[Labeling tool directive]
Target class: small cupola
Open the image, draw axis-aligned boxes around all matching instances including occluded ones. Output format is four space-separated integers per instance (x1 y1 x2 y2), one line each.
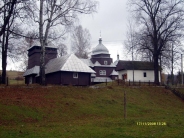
117 53 119 60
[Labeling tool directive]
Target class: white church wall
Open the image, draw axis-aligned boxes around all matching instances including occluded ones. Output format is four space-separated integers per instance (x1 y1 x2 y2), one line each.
118 70 160 82
118 70 127 79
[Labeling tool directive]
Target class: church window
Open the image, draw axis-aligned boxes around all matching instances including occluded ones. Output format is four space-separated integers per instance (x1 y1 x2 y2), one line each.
104 61 107 65
99 70 106 75
143 72 147 77
73 73 78 78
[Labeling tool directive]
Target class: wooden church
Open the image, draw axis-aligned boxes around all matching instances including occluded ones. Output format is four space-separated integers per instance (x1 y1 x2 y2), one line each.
23 38 118 85
23 37 158 85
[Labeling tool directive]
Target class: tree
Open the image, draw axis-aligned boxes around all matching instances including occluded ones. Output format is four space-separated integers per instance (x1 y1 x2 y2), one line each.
0 0 20 84
27 0 97 85
128 0 184 85
124 20 138 83
71 25 91 59
17 31 38 71
0 0 17 37
57 43 67 57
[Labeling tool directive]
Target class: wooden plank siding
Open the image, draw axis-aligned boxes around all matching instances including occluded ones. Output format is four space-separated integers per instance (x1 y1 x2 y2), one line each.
46 71 91 86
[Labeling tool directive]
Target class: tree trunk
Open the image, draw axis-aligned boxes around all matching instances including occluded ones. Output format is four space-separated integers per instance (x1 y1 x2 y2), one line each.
2 50 7 84
153 51 160 85
171 44 174 85
2 27 9 84
39 0 46 86
2 33 6 84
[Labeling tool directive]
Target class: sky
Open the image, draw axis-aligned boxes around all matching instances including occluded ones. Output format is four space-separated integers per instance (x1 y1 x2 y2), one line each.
79 0 130 61
5 0 130 71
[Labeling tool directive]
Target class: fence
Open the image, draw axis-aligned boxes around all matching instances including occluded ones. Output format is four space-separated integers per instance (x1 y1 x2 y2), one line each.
116 79 157 86
91 79 157 86
165 85 184 101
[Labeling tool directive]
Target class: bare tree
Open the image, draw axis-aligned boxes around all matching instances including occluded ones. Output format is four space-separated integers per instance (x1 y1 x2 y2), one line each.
26 0 97 85
57 43 67 57
71 25 91 59
128 0 184 85
124 20 138 83
17 31 38 71
0 0 21 84
0 0 17 37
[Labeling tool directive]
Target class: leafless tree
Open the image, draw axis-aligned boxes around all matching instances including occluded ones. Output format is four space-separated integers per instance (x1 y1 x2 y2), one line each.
0 0 22 84
124 20 138 83
71 25 91 59
0 0 17 37
26 0 97 85
128 0 184 85
57 43 68 57
17 31 38 71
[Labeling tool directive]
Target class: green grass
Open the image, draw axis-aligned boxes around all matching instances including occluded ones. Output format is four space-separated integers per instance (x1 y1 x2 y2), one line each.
8 79 25 85
0 70 24 85
0 85 184 137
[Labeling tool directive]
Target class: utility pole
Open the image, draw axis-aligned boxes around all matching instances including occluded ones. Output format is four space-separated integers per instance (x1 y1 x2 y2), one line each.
131 36 134 85
181 54 183 85
124 91 127 119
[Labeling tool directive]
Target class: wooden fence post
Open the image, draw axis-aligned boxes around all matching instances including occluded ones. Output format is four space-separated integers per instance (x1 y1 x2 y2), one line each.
6 77 9 86
124 91 127 119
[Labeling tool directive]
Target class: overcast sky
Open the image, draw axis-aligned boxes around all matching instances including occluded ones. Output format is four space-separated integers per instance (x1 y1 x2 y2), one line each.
79 0 130 61
5 0 130 71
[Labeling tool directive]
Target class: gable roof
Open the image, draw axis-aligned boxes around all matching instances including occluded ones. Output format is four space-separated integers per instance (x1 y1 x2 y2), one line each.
116 60 155 71
28 41 57 51
45 54 96 74
110 70 118 76
94 61 101 66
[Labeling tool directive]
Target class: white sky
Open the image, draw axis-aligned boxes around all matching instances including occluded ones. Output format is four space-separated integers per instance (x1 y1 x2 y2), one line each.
79 0 130 61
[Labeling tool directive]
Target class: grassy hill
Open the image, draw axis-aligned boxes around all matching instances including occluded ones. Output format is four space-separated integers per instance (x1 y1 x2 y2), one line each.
0 70 24 79
0 85 184 137
0 70 24 85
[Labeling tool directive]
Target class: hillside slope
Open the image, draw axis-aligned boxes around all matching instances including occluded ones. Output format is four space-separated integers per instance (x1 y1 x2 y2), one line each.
0 70 24 79
0 86 184 138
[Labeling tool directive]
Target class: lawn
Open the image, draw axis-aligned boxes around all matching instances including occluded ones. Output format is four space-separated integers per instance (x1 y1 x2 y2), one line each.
0 85 184 137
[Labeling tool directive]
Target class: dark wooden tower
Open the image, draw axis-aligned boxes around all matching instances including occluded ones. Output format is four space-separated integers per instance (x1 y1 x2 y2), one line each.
27 45 57 69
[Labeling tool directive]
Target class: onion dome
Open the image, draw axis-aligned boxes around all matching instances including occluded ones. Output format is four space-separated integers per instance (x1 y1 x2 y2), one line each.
91 38 109 55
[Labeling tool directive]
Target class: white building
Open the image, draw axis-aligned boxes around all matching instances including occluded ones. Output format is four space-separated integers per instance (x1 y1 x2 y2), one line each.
115 60 161 82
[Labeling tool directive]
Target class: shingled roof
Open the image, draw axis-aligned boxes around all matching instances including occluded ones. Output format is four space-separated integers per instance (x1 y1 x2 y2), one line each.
116 60 155 71
23 66 40 77
45 54 95 74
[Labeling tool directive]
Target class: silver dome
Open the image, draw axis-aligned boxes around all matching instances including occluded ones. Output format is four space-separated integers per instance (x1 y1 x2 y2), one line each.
91 38 109 55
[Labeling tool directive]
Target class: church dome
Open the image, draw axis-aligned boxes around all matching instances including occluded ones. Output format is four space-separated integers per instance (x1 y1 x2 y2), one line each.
92 38 109 55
